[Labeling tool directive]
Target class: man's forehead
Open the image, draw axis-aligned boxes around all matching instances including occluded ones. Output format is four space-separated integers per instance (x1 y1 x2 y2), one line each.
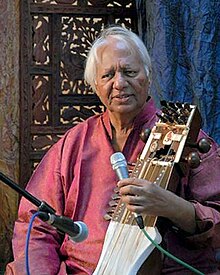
99 36 134 52
97 38 139 63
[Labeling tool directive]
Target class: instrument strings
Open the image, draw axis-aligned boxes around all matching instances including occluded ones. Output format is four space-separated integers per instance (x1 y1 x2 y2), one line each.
125 140 175 227
99 141 176 273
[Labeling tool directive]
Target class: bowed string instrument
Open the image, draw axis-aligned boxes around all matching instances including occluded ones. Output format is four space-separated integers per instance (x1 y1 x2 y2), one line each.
94 101 211 275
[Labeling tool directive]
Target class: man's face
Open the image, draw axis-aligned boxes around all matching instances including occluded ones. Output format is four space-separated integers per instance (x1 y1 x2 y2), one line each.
95 38 150 118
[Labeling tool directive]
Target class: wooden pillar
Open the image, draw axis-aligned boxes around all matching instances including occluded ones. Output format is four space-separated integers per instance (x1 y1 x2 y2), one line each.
0 0 20 273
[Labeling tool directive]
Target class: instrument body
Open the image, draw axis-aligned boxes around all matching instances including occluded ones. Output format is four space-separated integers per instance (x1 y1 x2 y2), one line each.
94 102 203 275
93 222 161 275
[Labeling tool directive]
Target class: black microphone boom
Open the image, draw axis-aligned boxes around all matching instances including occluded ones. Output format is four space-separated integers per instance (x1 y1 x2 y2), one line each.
0 171 88 242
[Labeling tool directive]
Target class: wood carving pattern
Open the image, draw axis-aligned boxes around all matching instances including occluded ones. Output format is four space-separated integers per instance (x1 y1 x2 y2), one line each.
20 0 137 187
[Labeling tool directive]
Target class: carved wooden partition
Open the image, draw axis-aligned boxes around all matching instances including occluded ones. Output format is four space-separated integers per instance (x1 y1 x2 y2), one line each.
20 0 137 187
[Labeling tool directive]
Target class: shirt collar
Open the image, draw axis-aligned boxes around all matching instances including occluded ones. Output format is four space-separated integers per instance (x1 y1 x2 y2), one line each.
101 97 157 139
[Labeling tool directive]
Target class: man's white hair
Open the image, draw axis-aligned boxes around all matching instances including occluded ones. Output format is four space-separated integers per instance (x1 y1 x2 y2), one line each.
84 26 152 92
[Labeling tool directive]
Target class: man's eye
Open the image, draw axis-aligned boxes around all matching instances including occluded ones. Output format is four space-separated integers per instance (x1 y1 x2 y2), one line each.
125 71 136 77
102 73 113 79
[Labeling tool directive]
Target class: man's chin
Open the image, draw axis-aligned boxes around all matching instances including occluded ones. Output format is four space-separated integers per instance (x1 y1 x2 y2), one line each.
112 104 139 115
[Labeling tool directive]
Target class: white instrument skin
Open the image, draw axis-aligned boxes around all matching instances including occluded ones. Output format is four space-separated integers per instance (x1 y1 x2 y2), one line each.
93 222 161 275
93 103 201 275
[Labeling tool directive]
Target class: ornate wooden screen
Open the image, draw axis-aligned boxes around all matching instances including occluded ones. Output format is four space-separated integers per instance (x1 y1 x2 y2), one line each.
20 0 137 187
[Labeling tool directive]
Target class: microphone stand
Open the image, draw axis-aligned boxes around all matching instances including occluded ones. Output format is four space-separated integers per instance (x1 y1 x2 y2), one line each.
0 171 56 214
0 172 58 275
0 171 89 242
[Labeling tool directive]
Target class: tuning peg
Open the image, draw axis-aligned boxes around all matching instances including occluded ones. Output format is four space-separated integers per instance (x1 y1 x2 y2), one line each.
103 213 112 221
108 200 118 207
160 100 168 108
156 113 175 124
184 152 201 168
140 128 151 143
111 193 120 200
186 138 211 153
197 138 211 153
178 114 187 124
168 102 178 111
156 113 168 123
183 103 191 111
175 102 183 109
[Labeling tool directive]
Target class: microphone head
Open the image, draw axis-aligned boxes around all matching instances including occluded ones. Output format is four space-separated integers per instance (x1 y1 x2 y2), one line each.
110 152 127 170
70 221 89 243
110 152 129 180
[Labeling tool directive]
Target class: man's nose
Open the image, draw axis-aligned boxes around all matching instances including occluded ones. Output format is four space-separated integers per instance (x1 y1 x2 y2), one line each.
113 72 127 90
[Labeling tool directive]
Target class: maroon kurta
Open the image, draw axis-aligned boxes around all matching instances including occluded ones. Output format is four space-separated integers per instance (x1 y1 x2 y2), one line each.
6 98 220 274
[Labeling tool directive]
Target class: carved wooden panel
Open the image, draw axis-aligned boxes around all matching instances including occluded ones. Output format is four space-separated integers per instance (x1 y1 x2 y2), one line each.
20 0 137 187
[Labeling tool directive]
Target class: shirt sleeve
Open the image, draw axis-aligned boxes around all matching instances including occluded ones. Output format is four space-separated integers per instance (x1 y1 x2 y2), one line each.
184 131 220 247
5 136 70 275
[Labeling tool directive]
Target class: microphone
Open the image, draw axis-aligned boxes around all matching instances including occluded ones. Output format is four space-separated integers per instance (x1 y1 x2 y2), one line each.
110 152 129 180
0 172 89 241
110 152 145 229
38 212 88 243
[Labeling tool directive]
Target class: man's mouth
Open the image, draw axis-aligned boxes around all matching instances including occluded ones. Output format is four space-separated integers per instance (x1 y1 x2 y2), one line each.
113 94 132 99
111 94 134 104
